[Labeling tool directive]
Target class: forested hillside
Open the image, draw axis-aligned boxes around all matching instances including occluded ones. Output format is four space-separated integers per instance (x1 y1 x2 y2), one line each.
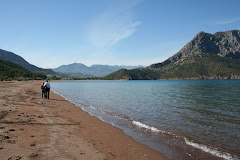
0 59 46 80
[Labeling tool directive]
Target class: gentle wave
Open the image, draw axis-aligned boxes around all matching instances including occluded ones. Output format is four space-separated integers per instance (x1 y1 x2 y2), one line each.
184 138 238 160
132 120 238 160
133 120 162 132
89 105 133 121
114 114 132 121
52 89 78 106
90 105 97 110
52 89 88 108
132 120 178 137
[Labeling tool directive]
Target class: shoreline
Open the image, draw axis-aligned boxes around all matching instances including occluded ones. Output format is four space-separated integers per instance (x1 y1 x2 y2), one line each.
0 80 165 159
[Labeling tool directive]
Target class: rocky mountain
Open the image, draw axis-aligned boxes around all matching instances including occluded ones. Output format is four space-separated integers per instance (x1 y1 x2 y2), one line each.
149 30 240 69
0 49 56 75
0 59 46 80
104 30 240 80
53 63 145 77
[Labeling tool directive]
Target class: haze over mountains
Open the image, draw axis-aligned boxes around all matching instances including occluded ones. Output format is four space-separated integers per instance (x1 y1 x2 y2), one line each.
105 30 240 80
53 63 145 77
0 49 144 78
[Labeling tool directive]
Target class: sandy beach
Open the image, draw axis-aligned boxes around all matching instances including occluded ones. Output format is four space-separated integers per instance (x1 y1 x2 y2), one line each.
0 80 165 160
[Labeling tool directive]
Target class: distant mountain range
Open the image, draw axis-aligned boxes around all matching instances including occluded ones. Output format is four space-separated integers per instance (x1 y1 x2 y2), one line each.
53 63 145 77
0 48 145 78
1 29 239 80
0 49 56 75
104 30 240 80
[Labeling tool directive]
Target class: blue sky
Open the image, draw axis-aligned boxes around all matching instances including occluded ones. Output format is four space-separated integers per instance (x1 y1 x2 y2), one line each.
0 0 240 68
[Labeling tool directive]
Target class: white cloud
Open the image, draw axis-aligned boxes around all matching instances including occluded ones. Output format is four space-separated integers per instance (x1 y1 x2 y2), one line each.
216 17 240 25
88 1 142 48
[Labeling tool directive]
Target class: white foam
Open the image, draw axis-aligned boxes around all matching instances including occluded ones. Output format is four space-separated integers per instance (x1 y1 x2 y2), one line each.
114 115 130 121
89 106 108 115
133 121 238 159
133 121 159 132
90 105 97 110
184 138 238 160
132 120 171 135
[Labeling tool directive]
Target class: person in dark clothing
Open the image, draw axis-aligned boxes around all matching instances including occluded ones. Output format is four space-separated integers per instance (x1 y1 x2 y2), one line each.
41 82 46 99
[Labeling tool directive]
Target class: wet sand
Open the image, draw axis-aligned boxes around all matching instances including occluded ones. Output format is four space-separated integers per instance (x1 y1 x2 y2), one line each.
0 80 165 160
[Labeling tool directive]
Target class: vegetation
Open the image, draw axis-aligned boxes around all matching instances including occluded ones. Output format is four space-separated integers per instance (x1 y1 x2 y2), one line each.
103 69 160 80
71 77 103 80
160 53 240 79
103 53 240 80
0 59 47 81
0 49 56 75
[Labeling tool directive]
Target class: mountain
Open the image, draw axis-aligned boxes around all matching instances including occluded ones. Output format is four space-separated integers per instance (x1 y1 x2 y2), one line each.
53 63 145 77
0 49 56 75
53 63 91 77
149 30 240 69
89 65 145 77
104 30 240 80
0 59 46 80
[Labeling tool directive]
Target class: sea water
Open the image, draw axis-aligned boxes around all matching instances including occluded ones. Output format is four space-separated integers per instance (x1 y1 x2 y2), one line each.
51 80 240 160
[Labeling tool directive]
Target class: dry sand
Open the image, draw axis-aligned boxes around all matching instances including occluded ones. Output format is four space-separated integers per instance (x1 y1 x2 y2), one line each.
0 80 165 160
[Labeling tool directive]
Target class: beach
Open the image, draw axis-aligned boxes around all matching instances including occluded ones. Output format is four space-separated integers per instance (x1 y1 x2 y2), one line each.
0 80 165 160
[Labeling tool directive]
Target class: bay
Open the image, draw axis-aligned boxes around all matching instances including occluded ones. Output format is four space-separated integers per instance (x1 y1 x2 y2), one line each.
51 80 240 160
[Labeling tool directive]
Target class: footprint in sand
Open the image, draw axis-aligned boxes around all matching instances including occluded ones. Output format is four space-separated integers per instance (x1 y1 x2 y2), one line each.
30 142 36 147
8 156 22 160
1 135 10 139
28 153 39 158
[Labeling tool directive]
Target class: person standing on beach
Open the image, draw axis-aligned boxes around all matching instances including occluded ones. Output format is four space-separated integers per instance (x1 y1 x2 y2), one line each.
41 82 46 99
44 80 50 99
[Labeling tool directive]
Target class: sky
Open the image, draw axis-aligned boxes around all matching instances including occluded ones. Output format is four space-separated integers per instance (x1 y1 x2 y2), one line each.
0 0 240 68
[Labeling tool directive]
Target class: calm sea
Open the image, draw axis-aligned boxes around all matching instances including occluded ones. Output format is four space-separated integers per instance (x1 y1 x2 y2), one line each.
51 80 240 160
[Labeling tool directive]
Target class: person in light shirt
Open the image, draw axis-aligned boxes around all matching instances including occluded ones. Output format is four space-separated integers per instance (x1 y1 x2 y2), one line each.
44 80 50 99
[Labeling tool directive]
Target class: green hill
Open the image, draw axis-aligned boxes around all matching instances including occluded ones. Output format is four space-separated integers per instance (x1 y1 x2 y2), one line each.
103 68 160 80
0 49 56 75
158 53 240 79
0 59 46 80
104 53 240 80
